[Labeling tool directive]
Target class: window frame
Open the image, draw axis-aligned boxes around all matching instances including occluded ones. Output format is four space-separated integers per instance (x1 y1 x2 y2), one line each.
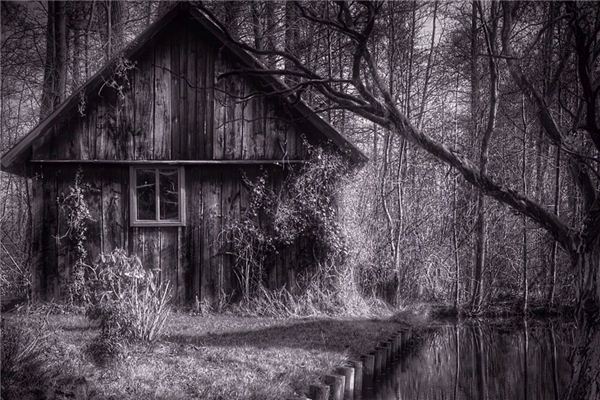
129 165 186 227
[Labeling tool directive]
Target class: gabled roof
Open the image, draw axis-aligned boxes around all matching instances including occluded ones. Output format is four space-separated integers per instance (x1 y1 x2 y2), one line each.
1 2 367 173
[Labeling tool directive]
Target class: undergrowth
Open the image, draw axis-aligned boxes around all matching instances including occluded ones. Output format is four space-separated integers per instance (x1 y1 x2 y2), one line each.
1 318 53 399
232 264 391 318
84 249 171 366
86 249 171 341
0 313 89 399
220 144 387 317
218 144 395 317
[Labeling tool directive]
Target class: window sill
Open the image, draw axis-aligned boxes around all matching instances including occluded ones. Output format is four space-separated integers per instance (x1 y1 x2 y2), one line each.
131 221 186 227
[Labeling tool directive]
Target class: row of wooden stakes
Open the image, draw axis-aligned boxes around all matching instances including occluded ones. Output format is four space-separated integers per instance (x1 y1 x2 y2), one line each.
306 329 413 400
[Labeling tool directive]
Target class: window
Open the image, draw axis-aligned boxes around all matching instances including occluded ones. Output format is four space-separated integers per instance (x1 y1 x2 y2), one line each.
130 166 185 226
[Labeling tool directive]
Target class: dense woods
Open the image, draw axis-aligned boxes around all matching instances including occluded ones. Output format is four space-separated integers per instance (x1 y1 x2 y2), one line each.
1 1 599 398
2 0 599 321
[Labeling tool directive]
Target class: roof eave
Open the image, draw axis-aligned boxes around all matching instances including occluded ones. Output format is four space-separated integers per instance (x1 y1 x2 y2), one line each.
1 2 188 171
187 5 368 164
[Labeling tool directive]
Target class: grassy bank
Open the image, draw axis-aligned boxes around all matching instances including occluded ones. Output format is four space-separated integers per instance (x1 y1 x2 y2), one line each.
3 311 417 400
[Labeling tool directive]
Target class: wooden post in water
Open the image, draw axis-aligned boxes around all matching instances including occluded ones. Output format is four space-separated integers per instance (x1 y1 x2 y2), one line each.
336 366 355 400
398 331 404 351
361 353 375 389
324 374 345 400
380 341 390 368
348 360 363 399
380 341 389 363
385 340 393 366
373 347 382 378
309 384 330 400
394 331 402 357
400 330 407 353
375 346 387 377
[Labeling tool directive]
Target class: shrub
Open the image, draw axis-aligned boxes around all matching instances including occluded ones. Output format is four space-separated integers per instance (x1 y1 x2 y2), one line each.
0 252 30 305
221 144 352 311
85 249 171 343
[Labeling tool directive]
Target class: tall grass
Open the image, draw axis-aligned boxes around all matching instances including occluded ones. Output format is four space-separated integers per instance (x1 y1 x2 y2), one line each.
234 263 391 318
1 318 56 399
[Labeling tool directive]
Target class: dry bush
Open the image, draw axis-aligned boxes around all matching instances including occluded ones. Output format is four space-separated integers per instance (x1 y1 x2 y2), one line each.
84 249 171 365
0 255 30 303
234 262 390 318
221 145 375 316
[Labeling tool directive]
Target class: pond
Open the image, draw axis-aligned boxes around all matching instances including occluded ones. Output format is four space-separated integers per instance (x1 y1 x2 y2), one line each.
366 320 574 400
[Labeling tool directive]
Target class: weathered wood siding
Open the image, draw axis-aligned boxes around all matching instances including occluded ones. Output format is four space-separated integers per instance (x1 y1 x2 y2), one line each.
31 164 303 304
29 15 321 304
32 17 311 162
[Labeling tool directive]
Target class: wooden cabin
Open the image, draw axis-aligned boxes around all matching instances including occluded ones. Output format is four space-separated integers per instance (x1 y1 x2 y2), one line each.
1 3 366 304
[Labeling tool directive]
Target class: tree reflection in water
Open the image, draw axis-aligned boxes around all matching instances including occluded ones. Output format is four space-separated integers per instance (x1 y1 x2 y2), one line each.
367 321 574 400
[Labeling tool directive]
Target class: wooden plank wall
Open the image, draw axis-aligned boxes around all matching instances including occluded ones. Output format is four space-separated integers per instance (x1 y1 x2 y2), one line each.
30 15 319 304
34 165 300 304
33 18 311 163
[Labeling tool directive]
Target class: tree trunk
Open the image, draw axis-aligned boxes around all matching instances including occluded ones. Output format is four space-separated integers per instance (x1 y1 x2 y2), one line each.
521 159 528 314
470 1 499 313
250 2 262 51
472 194 487 311
468 2 481 311
394 137 406 302
523 318 529 400
470 1 485 312
566 240 600 400
68 3 82 91
453 73 461 311
40 1 68 118
105 0 123 59
416 1 438 131
84 1 95 80
547 146 561 307
405 1 416 119
264 1 278 69
284 1 298 86
521 95 529 314
380 131 396 261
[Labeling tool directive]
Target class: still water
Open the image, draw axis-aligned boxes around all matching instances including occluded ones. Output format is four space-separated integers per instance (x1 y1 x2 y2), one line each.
367 320 574 400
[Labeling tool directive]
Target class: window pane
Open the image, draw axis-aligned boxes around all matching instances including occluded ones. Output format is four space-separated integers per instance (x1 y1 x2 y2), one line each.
159 169 179 220
136 169 156 220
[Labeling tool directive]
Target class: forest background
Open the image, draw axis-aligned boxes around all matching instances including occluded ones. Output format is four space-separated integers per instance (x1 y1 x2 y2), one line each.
2 0 599 319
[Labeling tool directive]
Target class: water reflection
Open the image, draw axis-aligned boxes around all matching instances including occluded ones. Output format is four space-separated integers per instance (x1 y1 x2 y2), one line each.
367 320 573 400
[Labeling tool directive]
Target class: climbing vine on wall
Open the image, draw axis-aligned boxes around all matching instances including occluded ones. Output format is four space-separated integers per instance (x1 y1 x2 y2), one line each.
221 143 350 301
57 169 95 303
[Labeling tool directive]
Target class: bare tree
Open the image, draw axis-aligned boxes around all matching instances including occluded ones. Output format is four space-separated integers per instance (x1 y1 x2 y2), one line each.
40 1 68 118
199 2 599 395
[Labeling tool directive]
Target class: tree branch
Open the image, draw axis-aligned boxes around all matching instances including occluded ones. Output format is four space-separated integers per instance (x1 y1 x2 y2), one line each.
200 0 577 252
